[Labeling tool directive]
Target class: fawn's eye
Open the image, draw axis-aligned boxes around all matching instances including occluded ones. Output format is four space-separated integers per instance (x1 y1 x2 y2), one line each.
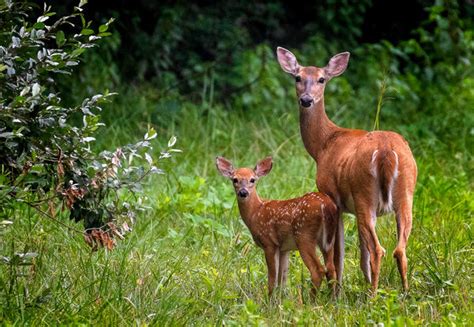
232 178 238 184
295 76 301 83
250 178 255 183
318 77 325 84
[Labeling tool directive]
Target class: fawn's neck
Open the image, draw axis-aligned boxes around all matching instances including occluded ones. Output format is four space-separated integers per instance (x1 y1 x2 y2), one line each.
237 192 263 228
299 99 340 162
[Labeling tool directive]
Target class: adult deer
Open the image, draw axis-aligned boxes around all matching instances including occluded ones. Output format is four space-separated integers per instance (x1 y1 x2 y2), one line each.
276 47 417 291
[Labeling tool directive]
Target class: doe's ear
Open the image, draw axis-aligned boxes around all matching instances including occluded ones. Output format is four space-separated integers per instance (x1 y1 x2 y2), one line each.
216 156 234 178
255 156 273 178
325 52 350 79
276 47 300 76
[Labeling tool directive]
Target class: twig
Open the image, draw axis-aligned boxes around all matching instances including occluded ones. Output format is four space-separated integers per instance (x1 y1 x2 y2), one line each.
25 201 85 234
373 71 389 131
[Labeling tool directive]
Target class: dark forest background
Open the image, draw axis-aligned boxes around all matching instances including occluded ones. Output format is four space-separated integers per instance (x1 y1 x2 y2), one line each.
54 0 473 95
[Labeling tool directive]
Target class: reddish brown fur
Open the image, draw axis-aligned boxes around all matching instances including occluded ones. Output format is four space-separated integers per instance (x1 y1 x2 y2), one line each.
216 157 339 297
277 47 417 291
377 147 397 205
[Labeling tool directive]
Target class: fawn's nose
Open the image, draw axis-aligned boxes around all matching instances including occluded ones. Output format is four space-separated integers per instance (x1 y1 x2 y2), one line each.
238 189 249 198
299 95 313 108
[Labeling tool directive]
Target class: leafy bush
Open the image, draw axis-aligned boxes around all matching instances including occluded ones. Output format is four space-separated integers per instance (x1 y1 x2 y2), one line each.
0 2 177 249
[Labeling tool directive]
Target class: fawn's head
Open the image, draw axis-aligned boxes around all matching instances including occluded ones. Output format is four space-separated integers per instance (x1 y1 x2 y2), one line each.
216 156 273 200
276 47 350 109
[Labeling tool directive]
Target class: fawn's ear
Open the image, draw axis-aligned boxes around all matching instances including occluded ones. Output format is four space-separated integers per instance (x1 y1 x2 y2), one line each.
276 47 300 76
325 52 350 79
216 156 234 178
255 156 273 178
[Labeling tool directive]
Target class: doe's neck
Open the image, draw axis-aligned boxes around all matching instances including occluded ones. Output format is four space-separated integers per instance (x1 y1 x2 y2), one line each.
299 99 340 161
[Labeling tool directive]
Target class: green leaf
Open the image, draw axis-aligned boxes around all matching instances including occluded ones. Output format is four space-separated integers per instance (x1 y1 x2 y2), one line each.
33 22 45 29
56 30 65 47
99 24 108 33
80 28 94 36
12 96 25 104
71 48 85 57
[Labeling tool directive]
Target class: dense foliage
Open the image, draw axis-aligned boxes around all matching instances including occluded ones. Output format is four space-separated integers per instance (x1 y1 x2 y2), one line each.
0 2 177 249
55 0 472 90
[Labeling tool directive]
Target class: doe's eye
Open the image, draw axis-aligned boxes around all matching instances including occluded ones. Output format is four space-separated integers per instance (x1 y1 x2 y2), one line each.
250 178 255 183
318 77 325 83
232 178 238 184
295 76 301 82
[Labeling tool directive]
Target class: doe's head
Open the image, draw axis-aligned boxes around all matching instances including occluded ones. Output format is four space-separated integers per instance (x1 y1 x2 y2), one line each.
216 156 273 200
276 47 350 109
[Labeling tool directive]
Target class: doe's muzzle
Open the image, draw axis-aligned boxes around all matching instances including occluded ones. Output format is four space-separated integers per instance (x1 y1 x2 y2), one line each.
299 95 314 108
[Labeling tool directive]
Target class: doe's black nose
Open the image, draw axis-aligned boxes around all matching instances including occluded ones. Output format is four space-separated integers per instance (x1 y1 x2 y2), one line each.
238 189 249 198
299 96 313 108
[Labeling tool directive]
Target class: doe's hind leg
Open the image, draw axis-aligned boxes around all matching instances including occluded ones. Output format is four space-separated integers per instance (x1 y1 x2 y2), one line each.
393 196 413 291
355 200 385 291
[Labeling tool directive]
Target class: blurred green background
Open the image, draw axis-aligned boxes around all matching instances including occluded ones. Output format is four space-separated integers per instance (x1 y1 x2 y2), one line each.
55 0 473 156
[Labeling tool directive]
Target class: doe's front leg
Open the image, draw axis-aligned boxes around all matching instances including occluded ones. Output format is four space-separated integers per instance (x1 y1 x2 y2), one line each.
263 247 280 296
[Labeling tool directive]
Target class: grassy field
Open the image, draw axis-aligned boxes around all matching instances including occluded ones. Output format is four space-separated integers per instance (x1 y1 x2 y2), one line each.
1 72 473 325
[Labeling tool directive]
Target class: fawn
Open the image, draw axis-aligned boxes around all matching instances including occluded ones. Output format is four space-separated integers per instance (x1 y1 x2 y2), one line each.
216 156 339 297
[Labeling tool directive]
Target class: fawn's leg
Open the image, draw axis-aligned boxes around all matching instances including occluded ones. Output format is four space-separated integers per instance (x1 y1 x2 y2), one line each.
278 250 290 287
263 247 279 296
322 246 337 297
297 241 325 298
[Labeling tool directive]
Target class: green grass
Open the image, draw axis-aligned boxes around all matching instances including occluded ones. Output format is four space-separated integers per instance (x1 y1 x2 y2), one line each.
1 80 473 325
